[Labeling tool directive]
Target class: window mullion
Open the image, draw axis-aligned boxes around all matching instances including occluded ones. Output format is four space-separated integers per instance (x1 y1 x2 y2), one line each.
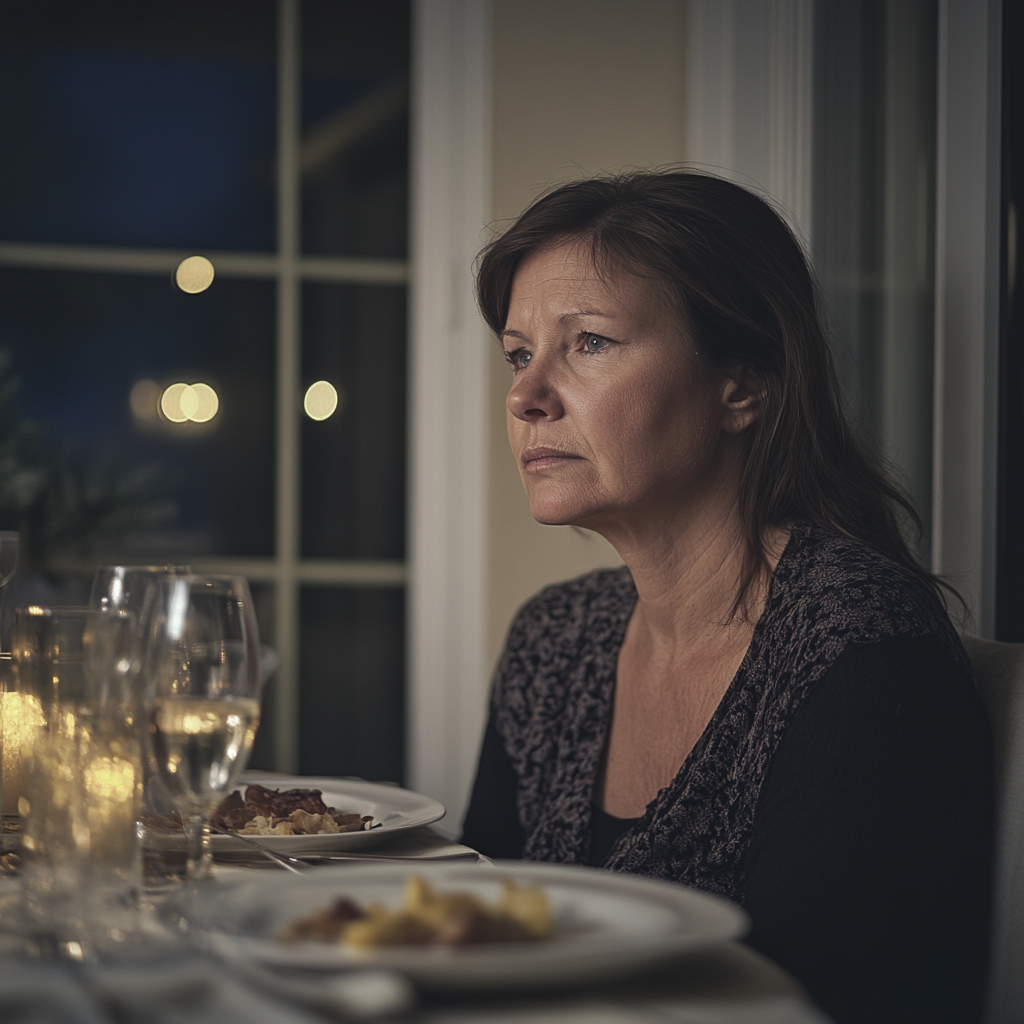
274 0 302 773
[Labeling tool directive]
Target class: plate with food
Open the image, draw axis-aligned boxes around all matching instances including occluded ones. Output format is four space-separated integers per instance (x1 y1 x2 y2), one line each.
200 861 747 990
142 773 445 854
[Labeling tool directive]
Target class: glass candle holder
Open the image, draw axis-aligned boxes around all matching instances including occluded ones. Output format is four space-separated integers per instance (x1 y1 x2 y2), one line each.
13 606 145 944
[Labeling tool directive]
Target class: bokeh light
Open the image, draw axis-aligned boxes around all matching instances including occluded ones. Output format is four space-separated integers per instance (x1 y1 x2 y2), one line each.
192 382 219 422
129 379 162 426
180 382 219 422
174 255 215 294
160 382 190 422
304 380 339 421
159 382 219 424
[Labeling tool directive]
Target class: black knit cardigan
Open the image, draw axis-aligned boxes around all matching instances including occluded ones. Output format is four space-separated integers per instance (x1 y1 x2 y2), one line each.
491 521 971 902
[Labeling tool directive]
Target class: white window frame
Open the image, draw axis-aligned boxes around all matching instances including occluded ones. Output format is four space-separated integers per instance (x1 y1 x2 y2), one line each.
407 0 491 833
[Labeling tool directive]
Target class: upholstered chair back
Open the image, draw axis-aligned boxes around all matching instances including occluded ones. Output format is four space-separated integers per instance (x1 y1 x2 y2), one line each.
962 634 1024 1024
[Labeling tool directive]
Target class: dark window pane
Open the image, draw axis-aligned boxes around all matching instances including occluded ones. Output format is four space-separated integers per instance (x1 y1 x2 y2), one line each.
301 0 410 257
0 268 275 560
299 586 404 783
0 2 276 251
302 282 406 559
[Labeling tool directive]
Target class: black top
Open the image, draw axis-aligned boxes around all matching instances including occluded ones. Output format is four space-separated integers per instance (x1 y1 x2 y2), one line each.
462 525 993 1024
588 805 639 867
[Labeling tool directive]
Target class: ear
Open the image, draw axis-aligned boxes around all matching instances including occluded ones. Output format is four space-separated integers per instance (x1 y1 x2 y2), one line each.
719 366 764 435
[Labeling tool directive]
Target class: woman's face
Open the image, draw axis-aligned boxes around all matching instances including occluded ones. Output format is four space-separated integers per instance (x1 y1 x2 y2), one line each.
503 244 755 537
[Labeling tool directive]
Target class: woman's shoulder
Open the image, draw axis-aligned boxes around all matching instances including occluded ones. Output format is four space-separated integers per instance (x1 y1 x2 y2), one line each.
775 521 959 647
494 566 634 688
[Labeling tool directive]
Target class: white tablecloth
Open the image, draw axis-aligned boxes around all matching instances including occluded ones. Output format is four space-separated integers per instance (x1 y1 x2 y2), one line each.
0 941 829 1024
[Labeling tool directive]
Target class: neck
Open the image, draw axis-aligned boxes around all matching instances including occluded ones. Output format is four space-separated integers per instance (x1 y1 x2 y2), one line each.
587 486 784 653
631 514 754 647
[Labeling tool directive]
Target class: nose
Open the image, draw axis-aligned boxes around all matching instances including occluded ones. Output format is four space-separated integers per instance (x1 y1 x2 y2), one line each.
506 358 565 423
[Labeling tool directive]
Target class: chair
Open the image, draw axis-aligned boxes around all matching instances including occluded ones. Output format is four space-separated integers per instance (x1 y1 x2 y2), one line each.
961 634 1024 1024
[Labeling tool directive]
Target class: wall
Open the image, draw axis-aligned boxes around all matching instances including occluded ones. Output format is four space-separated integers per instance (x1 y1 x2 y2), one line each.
487 0 690 666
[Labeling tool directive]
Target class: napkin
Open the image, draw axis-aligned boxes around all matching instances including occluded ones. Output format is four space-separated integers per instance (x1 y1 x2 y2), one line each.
351 827 479 860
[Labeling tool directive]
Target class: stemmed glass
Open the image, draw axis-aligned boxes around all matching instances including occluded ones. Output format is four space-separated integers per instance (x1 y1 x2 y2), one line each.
0 533 19 828
140 575 261 882
91 565 192 824
90 565 191 615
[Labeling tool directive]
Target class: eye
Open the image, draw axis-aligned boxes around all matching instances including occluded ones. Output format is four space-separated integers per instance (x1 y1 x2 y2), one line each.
583 333 611 354
504 348 531 371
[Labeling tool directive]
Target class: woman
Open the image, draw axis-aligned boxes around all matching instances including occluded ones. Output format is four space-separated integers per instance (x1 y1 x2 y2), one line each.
461 172 993 1024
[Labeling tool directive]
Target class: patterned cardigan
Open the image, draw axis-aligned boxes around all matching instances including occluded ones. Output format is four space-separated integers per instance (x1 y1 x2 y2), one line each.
491 521 968 903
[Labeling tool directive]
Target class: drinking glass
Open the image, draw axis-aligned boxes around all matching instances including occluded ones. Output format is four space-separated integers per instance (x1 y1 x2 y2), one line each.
141 576 261 881
14 606 145 943
0 532 19 654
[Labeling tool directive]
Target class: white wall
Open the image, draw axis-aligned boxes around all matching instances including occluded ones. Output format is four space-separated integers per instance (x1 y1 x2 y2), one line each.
487 0 690 667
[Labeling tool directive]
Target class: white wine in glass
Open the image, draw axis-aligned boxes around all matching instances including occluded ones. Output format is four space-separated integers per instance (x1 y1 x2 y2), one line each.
150 697 260 817
142 575 261 881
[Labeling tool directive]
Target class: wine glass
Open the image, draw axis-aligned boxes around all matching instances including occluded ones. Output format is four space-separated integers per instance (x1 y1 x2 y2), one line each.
140 575 261 881
90 564 191 615
90 565 193 869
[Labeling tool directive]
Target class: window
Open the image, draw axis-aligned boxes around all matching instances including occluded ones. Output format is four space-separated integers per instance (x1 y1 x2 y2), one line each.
0 0 411 780
813 0 938 559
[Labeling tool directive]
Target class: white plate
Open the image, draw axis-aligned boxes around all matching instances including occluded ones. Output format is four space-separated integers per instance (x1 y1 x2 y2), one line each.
202 861 747 990
148 773 445 854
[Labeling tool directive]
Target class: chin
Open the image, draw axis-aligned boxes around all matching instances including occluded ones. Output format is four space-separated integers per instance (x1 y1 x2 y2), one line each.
526 489 605 528
530 508 578 527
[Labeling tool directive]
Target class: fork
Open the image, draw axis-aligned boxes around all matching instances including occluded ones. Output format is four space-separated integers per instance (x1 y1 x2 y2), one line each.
210 823 306 873
208 823 478 871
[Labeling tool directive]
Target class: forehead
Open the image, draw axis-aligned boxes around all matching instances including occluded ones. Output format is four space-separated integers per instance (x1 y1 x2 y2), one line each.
508 243 661 320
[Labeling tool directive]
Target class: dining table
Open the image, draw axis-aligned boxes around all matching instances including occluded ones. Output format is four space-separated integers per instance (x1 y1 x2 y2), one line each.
0 775 832 1024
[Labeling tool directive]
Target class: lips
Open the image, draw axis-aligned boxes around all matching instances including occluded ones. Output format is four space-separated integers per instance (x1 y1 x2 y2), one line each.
520 447 583 467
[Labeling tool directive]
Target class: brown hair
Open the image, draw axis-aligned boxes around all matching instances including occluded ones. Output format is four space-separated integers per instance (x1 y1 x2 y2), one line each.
476 170 953 615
